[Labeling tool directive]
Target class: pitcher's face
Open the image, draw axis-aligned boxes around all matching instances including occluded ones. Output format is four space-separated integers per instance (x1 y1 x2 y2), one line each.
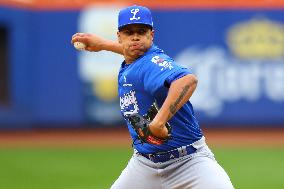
118 24 154 62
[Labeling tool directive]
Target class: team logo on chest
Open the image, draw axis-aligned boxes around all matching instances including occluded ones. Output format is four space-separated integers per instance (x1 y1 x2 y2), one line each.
120 90 139 116
130 8 140 21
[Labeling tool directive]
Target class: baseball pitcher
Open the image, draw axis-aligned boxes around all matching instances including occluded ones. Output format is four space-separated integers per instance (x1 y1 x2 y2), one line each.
72 5 234 189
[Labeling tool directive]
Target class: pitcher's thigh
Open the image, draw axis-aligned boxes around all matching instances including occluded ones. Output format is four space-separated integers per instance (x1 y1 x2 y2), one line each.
165 156 234 189
193 157 234 189
110 156 161 189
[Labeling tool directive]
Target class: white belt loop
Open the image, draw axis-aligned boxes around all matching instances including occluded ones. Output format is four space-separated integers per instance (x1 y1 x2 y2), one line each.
178 146 188 157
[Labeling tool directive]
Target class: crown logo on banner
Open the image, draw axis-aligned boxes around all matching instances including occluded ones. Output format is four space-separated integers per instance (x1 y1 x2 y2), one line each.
227 17 284 59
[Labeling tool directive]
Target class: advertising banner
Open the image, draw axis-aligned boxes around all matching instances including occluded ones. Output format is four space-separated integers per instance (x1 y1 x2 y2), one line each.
0 2 283 126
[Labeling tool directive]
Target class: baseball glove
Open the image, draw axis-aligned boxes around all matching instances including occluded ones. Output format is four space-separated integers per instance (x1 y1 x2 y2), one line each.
127 103 172 145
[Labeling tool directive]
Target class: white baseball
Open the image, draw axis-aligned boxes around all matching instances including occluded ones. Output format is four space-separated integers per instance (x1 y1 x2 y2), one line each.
74 42 86 50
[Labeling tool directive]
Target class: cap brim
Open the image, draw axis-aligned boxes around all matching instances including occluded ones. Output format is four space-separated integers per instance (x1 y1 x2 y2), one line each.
118 22 153 30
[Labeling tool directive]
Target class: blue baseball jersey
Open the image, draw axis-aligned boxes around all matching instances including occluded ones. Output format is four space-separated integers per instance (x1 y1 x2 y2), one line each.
118 45 203 154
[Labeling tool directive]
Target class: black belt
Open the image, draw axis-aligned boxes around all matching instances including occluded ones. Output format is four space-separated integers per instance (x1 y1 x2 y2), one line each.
139 145 197 163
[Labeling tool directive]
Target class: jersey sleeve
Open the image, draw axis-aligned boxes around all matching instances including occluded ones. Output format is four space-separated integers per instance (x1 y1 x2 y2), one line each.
140 54 192 95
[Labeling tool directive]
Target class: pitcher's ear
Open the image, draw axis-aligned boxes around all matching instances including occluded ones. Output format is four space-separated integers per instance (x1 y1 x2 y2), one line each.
117 31 122 43
151 29 154 40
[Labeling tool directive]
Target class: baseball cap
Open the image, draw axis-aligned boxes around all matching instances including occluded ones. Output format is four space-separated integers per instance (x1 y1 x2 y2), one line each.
118 5 153 30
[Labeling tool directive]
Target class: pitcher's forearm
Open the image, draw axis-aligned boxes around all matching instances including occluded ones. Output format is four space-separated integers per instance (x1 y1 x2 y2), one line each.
153 74 198 126
103 40 123 55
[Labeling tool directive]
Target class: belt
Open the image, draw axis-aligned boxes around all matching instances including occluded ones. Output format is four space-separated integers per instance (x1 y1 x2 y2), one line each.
139 145 197 163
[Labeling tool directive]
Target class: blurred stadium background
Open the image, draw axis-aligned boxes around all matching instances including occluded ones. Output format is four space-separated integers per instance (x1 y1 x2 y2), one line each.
0 0 284 188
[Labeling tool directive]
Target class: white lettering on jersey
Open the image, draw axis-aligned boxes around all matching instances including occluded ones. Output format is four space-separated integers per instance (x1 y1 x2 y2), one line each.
151 56 173 71
122 76 132 87
120 90 139 116
130 9 140 21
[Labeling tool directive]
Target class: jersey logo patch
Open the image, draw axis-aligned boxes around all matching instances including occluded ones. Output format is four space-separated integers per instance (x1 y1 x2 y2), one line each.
130 9 140 21
151 56 173 71
120 90 139 116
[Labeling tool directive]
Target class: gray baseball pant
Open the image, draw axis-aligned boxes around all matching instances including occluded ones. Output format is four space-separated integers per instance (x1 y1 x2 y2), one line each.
110 137 234 189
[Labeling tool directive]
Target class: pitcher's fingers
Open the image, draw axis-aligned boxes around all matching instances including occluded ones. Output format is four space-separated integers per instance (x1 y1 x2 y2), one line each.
72 33 85 38
71 33 86 43
71 36 80 44
71 36 86 44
